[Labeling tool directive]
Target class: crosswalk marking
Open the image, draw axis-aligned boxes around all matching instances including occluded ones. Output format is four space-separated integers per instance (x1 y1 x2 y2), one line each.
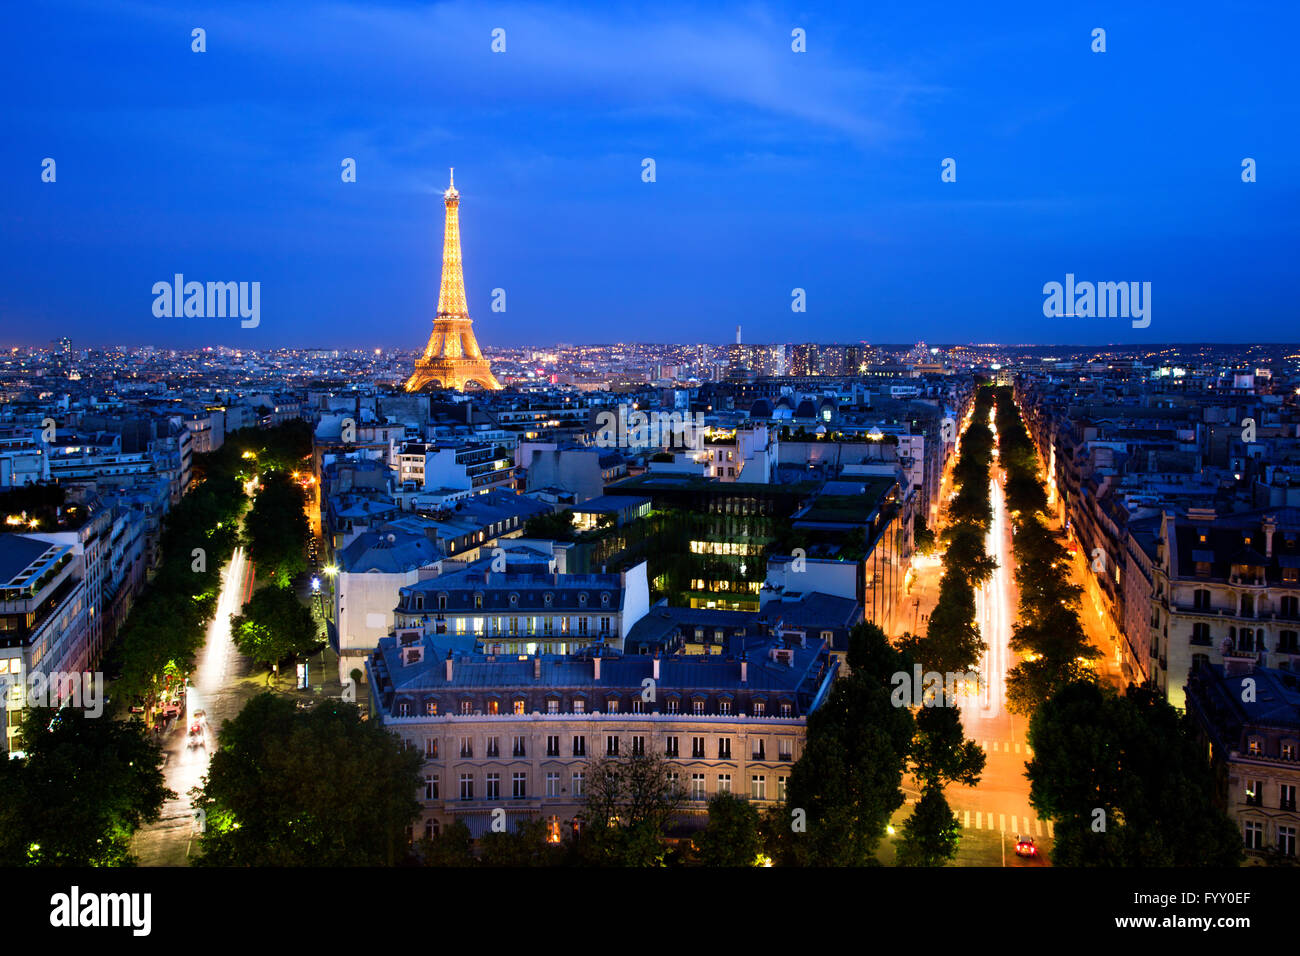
1011 815 1018 833
956 809 1054 839
1014 742 1021 754
992 741 999 752
999 814 1006 831
964 810 971 829
975 811 983 829
977 739 1034 757
1047 820 1054 838
1034 818 1042 837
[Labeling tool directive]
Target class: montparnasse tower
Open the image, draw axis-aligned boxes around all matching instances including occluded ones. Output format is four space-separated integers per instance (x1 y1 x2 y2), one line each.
405 169 502 392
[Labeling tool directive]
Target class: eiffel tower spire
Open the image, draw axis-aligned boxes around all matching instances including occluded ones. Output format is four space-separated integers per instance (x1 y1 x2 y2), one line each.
405 168 502 391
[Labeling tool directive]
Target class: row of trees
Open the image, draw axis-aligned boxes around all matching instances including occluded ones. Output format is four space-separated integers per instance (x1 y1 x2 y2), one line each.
992 386 1099 716
991 387 1241 865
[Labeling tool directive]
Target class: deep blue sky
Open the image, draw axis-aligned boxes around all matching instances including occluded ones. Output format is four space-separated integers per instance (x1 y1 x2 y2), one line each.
3 1 1297 349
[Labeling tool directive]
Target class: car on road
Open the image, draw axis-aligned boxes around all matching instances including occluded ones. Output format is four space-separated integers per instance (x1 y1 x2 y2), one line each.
1014 836 1038 859
187 710 207 749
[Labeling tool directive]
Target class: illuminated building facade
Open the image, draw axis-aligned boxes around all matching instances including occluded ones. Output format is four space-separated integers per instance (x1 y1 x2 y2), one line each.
406 169 502 393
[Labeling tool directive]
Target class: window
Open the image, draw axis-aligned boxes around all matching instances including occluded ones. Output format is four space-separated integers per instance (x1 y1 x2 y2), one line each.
513 735 527 758
424 819 435 840
546 735 560 757
600 616 611 635
438 594 447 610
425 738 438 758
692 699 705 715
396 702 412 717
1246 779 1263 806
717 773 731 793
486 736 500 758
459 736 473 759
1280 631 1299 653
486 773 500 800
1241 594 1255 618
1280 825 1297 858
424 775 438 800
719 699 731 715
665 736 679 758
1283 741 1298 761
460 701 473 716
1248 738 1262 756
753 701 765 717
572 735 586 757
425 701 438 716
691 773 706 801
1283 596 1300 619
474 594 483 609
1191 622 1211 645
751 775 766 800
718 738 731 759
607 698 619 714
512 772 527 799
573 698 585 714
666 699 679 714
631 735 645 756
777 775 788 801
752 738 766 760
459 774 474 801
577 617 588 636
692 736 706 759
546 772 560 797
778 740 792 762
1281 784 1297 812
631 698 645 714
1245 820 1264 850
513 699 526 715
487 698 499 716
572 771 585 798
1193 589 1211 610
546 698 559 714
779 703 792 718
606 735 620 756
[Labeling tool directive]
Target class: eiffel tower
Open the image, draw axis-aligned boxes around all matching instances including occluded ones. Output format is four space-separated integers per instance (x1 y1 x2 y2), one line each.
405 169 502 392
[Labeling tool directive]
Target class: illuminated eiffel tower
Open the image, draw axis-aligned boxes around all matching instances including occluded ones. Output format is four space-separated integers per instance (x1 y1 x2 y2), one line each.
405 169 502 392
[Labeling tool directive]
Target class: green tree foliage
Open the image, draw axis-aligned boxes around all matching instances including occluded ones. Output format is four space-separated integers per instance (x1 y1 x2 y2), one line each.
1027 682 1242 866
694 791 764 866
576 752 684 865
779 623 913 865
0 708 171 866
230 584 320 671
479 817 565 867
523 509 578 541
246 470 309 587
194 695 422 866
416 820 477 867
896 788 962 867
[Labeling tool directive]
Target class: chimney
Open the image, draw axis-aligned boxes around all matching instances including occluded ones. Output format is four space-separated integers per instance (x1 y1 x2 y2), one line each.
652 652 660 680
593 654 602 681
533 654 541 679
445 651 454 681
740 658 748 684
1263 515 1277 558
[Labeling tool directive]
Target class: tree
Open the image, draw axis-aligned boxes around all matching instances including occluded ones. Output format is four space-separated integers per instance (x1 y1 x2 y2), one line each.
576 752 684 866
246 470 309 587
896 788 961 867
0 708 171 866
695 792 763 866
417 820 476 867
479 817 563 867
230 584 320 672
524 509 578 541
779 623 913 865
194 695 422 866
1026 681 1242 866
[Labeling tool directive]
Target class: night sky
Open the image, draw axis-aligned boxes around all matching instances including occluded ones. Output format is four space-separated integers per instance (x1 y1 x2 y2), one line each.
3 1 1297 349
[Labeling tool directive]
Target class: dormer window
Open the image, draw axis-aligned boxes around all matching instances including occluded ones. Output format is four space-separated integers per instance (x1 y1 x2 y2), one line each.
509 593 519 607
474 593 483 609
437 594 447 610
579 593 588 607
601 593 610 607
544 593 553 607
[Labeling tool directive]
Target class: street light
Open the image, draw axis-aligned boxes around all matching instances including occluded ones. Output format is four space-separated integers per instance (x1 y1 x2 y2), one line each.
311 576 321 593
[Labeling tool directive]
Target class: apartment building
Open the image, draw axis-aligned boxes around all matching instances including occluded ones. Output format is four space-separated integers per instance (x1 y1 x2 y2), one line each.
367 632 836 839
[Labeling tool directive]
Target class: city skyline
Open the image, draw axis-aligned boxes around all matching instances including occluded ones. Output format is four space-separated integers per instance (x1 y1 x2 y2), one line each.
4 1 1297 350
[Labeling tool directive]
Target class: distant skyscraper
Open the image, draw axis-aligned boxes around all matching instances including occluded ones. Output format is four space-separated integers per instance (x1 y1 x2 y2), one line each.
405 169 502 392
736 325 742 345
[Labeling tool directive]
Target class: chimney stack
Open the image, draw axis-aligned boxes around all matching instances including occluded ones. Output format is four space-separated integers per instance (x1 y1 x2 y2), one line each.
740 658 748 684
445 651 454 681
1263 515 1277 558
593 654 602 681
652 652 660 680
534 654 541 679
